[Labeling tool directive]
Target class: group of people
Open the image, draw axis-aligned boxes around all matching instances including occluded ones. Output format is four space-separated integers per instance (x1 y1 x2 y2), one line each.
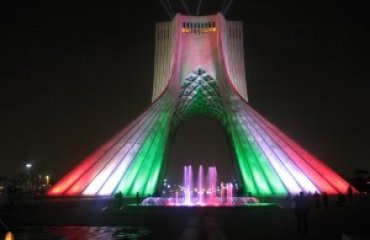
293 186 354 234
293 191 312 234
113 191 141 209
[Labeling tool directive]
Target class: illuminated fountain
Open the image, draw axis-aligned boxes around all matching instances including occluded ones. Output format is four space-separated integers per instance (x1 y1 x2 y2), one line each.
183 165 219 206
142 165 260 206
183 165 193 205
206 166 217 205
227 182 233 205
197 165 204 205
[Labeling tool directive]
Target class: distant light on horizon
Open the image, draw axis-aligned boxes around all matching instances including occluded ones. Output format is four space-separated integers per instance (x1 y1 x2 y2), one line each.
25 163 32 169
46 175 50 186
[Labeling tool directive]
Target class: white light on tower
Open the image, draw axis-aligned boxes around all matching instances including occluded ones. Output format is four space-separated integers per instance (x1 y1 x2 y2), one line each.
25 163 32 169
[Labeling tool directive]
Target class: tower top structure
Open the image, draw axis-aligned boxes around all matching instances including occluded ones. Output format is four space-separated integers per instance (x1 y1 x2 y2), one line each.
152 12 248 102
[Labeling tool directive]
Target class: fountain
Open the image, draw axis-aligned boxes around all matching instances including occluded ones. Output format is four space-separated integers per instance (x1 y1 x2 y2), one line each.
183 165 193 205
141 165 261 207
226 182 233 205
197 165 205 205
182 165 219 205
206 166 217 205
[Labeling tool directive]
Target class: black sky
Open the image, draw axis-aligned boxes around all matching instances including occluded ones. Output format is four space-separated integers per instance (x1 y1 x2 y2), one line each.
0 1 369 182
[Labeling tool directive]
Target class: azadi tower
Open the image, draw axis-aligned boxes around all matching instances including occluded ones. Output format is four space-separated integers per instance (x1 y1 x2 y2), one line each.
48 13 352 197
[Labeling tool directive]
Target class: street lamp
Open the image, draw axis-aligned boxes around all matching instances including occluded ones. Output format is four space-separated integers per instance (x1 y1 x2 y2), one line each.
25 163 33 192
45 175 50 186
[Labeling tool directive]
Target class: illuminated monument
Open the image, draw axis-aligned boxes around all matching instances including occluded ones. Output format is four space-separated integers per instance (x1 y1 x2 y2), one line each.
48 13 352 197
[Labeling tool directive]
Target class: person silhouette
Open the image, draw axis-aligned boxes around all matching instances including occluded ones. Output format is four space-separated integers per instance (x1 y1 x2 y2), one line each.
313 191 321 210
114 191 123 209
136 192 140 206
347 185 353 201
294 192 311 234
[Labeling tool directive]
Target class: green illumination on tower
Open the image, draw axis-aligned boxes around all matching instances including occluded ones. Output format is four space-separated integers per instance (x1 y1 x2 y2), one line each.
116 100 172 196
227 112 287 196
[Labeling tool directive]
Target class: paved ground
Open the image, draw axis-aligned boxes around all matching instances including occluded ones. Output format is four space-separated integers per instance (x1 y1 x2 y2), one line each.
0 196 369 239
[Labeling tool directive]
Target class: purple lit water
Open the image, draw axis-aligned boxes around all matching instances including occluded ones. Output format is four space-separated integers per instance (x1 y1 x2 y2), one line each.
142 165 260 207
197 165 205 205
183 165 193 205
206 166 217 205
227 182 233 205
180 165 237 206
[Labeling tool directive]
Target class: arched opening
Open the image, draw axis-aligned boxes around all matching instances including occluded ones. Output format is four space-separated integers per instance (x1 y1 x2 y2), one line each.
165 115 237 186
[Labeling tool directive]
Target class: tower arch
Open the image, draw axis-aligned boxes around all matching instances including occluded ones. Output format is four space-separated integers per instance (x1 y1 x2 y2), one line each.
48 13 353 197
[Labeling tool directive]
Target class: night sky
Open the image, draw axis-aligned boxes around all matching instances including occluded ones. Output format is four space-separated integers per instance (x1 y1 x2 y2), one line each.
1 1 369 184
